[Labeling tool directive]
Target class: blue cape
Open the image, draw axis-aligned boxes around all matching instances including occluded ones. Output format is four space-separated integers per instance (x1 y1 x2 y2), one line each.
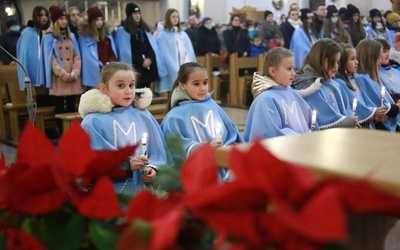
355 73 400 131
16 27 44 89
334 77 376 125
114 27 167 78
379 66 400 94
78 35 117 87
290 26 317 70
155 29 196 92
244 85 316 141
81 106 171 191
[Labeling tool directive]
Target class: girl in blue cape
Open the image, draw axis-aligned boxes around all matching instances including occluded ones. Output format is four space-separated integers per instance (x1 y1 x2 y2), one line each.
155 8 196 93
355 39 400 132
78 6 117 88
334 43 387 128
292 38 358 129
114 2 166 89
16 6 51 106
375 38 400 102
161 62 243 180
244 48 316 141
290 8 319 70
79 62 171 194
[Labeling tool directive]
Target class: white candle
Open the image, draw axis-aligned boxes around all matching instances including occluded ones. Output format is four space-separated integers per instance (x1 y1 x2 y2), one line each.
311 110 317 131
352 98 357 116
381 86 386 107
141 133 147 156
215 124 222 141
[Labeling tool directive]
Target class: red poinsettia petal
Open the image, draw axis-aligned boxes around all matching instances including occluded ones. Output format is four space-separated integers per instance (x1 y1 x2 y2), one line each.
1 163 67 214
319 179 400 214
274 186 346 242
126 190 182 221
116 227 151 250
0 152 6 171
71 177 122 219
16 122 60 170
57 120 98 177
229 142 315 203
4 228 47 250
150 207 183 250
181 143 218 193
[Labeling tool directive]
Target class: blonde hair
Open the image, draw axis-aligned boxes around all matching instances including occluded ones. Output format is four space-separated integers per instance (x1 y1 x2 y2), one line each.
89 18 109 41
263 47 293 77
99 62 138 87
52 19 71 39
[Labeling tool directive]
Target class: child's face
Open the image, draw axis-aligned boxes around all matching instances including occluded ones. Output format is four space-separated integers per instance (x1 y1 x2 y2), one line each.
379 48 390 65
324 52 340 78
170 11 180 26
345 48 358 75
58 16 68 29
253 38 262 46
270 57 296 86
95 17 104 29
103 70 136 107
178 68 208 101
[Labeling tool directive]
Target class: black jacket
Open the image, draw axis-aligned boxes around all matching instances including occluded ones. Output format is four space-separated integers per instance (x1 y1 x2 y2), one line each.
195 26 221 56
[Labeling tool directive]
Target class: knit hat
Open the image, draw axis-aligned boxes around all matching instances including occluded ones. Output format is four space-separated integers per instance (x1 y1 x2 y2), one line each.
346 4 360 18
300 8 312 21
49 5 66 23
201 17 212 25
264 10 273 19
369 8 382 19
125 2 140 17
87 6 104 24
327 5 339 19
5 18 19 29
387 12 400 25
339 7 348 21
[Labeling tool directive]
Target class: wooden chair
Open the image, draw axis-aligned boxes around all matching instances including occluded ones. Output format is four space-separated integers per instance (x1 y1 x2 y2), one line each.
227 53 264 107
0 65 55 142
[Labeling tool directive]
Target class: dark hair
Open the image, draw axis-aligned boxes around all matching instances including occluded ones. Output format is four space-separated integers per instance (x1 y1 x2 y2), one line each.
164 8 182 31
301 38 342 80
314 3 326 11
252 33 261 40
374 37 391 50
123 11 150 34
167 62 206 111
230 14 242 25
337 43 360 91
32 6 50 31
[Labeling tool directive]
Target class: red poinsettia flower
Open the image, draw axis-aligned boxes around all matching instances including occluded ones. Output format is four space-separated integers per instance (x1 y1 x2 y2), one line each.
1 228 47 250
0 121 136 218
184 142 347 248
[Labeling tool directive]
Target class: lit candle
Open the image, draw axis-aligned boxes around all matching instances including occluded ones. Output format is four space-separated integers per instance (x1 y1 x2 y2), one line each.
215 124 222 141
381 86 386 107
311 110 317 132
352 98 357 116
141 133 147 156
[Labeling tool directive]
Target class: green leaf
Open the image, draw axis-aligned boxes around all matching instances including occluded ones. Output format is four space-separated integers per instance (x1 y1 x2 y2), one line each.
152 134 186 191
88 219 119 250
28 207 86 250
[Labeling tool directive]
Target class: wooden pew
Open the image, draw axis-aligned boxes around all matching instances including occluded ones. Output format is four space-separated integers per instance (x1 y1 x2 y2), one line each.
215 128 399 249
227 53 264 107
0 65 55 142
210 55 229 101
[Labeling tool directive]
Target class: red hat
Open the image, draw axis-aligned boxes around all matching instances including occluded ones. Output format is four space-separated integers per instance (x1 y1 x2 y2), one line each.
87 6 104 24
49 5 66 23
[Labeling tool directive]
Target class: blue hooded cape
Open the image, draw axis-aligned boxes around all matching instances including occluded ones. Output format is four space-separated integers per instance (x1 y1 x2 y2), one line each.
78 35 117 87
290 26 317 70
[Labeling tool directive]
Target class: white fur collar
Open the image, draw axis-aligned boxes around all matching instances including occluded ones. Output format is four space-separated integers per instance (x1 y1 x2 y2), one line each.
297 77 323 98
78 88 153 117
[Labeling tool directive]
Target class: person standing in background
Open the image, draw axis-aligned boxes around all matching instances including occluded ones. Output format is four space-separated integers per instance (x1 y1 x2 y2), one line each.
78 6 118 88
185 15 199 54
156 8 196 93
259 10 282 49
115 2 166 89
67 7 81 39
195 17 221 56
16 6 51 106
0 18 20 65
312 4 327 35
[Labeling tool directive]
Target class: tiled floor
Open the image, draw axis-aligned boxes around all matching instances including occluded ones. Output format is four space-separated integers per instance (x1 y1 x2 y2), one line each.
0 106 249 164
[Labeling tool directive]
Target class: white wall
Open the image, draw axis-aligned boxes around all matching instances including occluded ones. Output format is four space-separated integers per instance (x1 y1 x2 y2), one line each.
20 1 58 25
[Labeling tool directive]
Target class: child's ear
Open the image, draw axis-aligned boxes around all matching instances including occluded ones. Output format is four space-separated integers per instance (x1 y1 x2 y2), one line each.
98 83 108 94
178 82 185 90
269 66 276 77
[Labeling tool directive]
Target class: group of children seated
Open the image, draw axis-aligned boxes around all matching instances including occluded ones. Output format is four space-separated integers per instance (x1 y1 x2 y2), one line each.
78 37 400 195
